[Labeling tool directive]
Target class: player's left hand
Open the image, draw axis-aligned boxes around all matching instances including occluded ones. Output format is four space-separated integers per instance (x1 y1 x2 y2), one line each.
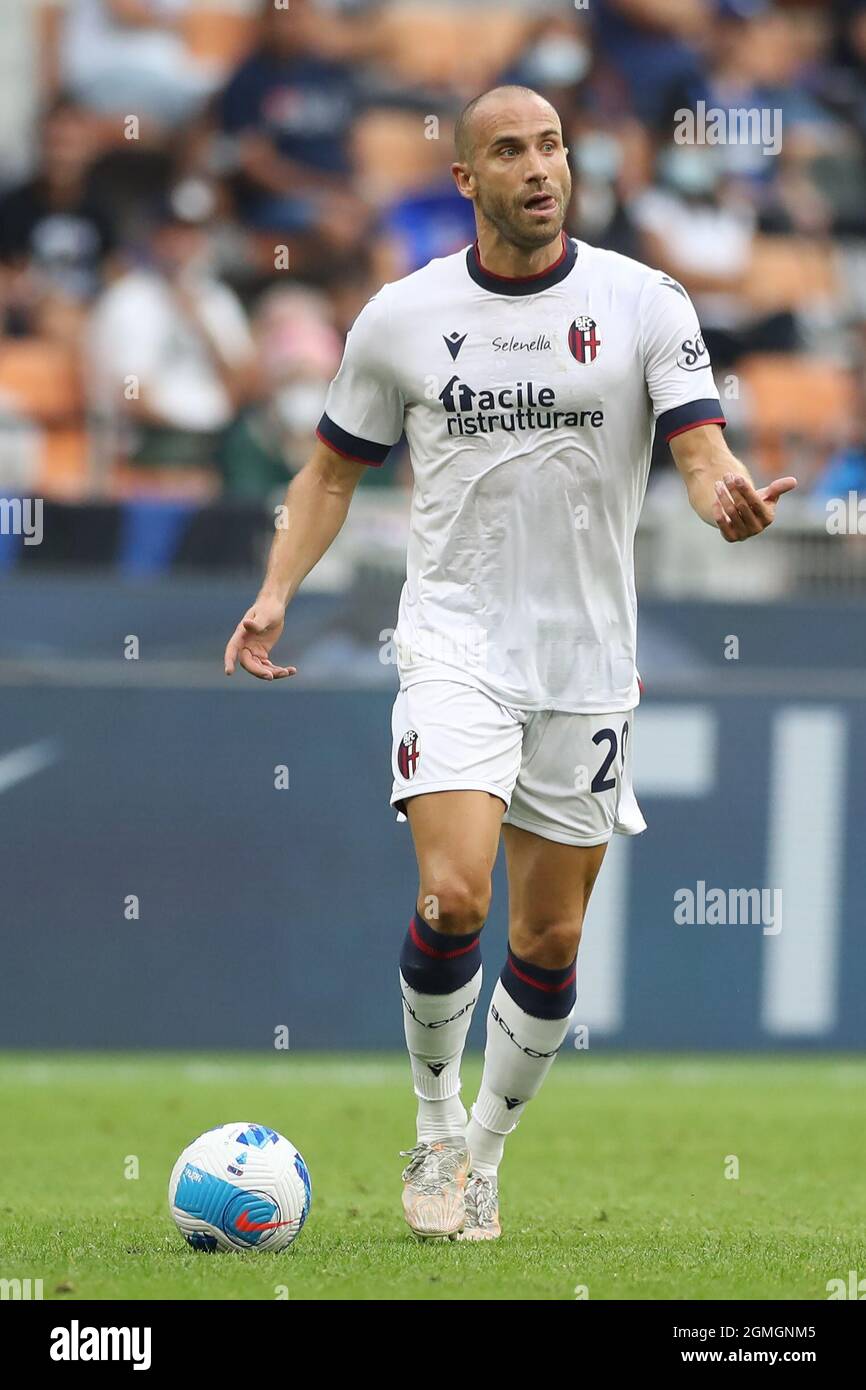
712 473 798 542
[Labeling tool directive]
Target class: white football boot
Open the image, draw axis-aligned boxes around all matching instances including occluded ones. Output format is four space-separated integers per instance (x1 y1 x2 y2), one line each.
457 1172 501 1240
400 1138 470 1240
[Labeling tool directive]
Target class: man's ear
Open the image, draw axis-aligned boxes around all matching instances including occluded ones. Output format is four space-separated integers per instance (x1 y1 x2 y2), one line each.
451 163 475 199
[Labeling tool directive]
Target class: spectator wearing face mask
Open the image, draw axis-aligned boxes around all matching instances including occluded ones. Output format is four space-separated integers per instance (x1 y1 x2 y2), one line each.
218 287 344 501
567 122 649 260
86 178 255 496
670 1 848 211
495 13 650 259
502 14 593 96
631 141 798 368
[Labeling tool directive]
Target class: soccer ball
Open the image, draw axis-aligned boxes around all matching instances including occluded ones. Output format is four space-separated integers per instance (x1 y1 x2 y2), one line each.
168 1122 311 1252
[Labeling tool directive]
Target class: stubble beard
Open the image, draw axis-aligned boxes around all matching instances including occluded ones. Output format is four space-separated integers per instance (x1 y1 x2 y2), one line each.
475 172 571 253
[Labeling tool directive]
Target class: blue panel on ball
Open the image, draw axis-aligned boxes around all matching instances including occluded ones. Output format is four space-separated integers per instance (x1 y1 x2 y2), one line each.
175 1163 281 1247
175 1164 235 1228
294 1152 312 1231
235 1125 280 1149
222 1189 281 1246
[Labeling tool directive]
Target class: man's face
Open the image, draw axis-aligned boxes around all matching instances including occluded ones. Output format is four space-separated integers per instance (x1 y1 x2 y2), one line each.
42 107 93 179
453 97 572 251
153 222 208 276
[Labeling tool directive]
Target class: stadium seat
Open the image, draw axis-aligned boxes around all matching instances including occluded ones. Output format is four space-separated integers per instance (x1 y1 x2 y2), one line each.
181 6 256 70
370 6 531 91
0 340 89 496
0 339 81 421
744 237 841 313
37 428 90 499
352 108 444 202
738 353 856 475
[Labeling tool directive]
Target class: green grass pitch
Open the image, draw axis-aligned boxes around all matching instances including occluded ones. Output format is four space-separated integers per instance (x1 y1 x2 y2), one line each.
2 1053 864 1301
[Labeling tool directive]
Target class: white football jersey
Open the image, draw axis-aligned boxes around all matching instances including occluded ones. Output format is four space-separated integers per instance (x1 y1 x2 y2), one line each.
318 233 724 712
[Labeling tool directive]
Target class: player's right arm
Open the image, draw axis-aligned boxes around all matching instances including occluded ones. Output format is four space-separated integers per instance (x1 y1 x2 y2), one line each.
224 285 403 680
224 440 367 679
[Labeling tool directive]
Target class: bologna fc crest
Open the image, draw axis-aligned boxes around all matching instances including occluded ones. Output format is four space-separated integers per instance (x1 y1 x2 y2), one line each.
398 729 420 779
568 315 601 364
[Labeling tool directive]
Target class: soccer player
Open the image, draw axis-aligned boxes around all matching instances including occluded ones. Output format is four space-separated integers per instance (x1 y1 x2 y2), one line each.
224 86 797 1241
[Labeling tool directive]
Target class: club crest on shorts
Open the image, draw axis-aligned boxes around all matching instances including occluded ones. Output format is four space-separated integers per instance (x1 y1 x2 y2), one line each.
398 729 420 779
568 315 601 364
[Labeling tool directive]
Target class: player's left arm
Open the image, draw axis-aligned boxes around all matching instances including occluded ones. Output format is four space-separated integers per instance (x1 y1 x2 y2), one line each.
641 270 797 542
670 422 798 542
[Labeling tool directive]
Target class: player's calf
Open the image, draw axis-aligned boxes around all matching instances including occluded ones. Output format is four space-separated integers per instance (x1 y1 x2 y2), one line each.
398 909 483 1237
464 944 578 1224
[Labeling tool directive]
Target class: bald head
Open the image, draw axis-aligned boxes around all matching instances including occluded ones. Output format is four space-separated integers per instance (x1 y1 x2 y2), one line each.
454 85 556 166
451 85 570 253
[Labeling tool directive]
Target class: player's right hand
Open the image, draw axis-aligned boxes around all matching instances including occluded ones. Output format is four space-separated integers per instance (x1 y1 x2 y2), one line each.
224 597 297 681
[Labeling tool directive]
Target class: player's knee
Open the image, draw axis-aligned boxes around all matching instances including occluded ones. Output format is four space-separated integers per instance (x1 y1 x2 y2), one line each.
514 919 582 968
418 877 490 935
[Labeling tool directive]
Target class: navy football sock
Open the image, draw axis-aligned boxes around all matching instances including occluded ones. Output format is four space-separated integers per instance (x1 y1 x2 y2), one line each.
399 912 483 1142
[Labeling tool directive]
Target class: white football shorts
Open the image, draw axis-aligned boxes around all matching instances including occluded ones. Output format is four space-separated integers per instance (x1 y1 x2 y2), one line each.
390 679 647 847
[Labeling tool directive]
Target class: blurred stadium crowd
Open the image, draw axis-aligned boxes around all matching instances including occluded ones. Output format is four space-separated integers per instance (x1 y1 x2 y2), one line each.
1 0 866 557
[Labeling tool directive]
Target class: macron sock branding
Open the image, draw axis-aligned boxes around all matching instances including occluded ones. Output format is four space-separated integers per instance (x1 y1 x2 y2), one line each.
399 911 482 994
467 977 576 1170
400 966 482 1104
500 945 577 1020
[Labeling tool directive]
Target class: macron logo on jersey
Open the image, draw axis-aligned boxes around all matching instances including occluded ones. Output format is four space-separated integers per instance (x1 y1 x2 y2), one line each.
438 375 604 438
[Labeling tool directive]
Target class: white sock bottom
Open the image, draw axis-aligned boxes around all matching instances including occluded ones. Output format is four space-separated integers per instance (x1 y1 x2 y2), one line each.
417 1094 468 1143
464 1113 505 1176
